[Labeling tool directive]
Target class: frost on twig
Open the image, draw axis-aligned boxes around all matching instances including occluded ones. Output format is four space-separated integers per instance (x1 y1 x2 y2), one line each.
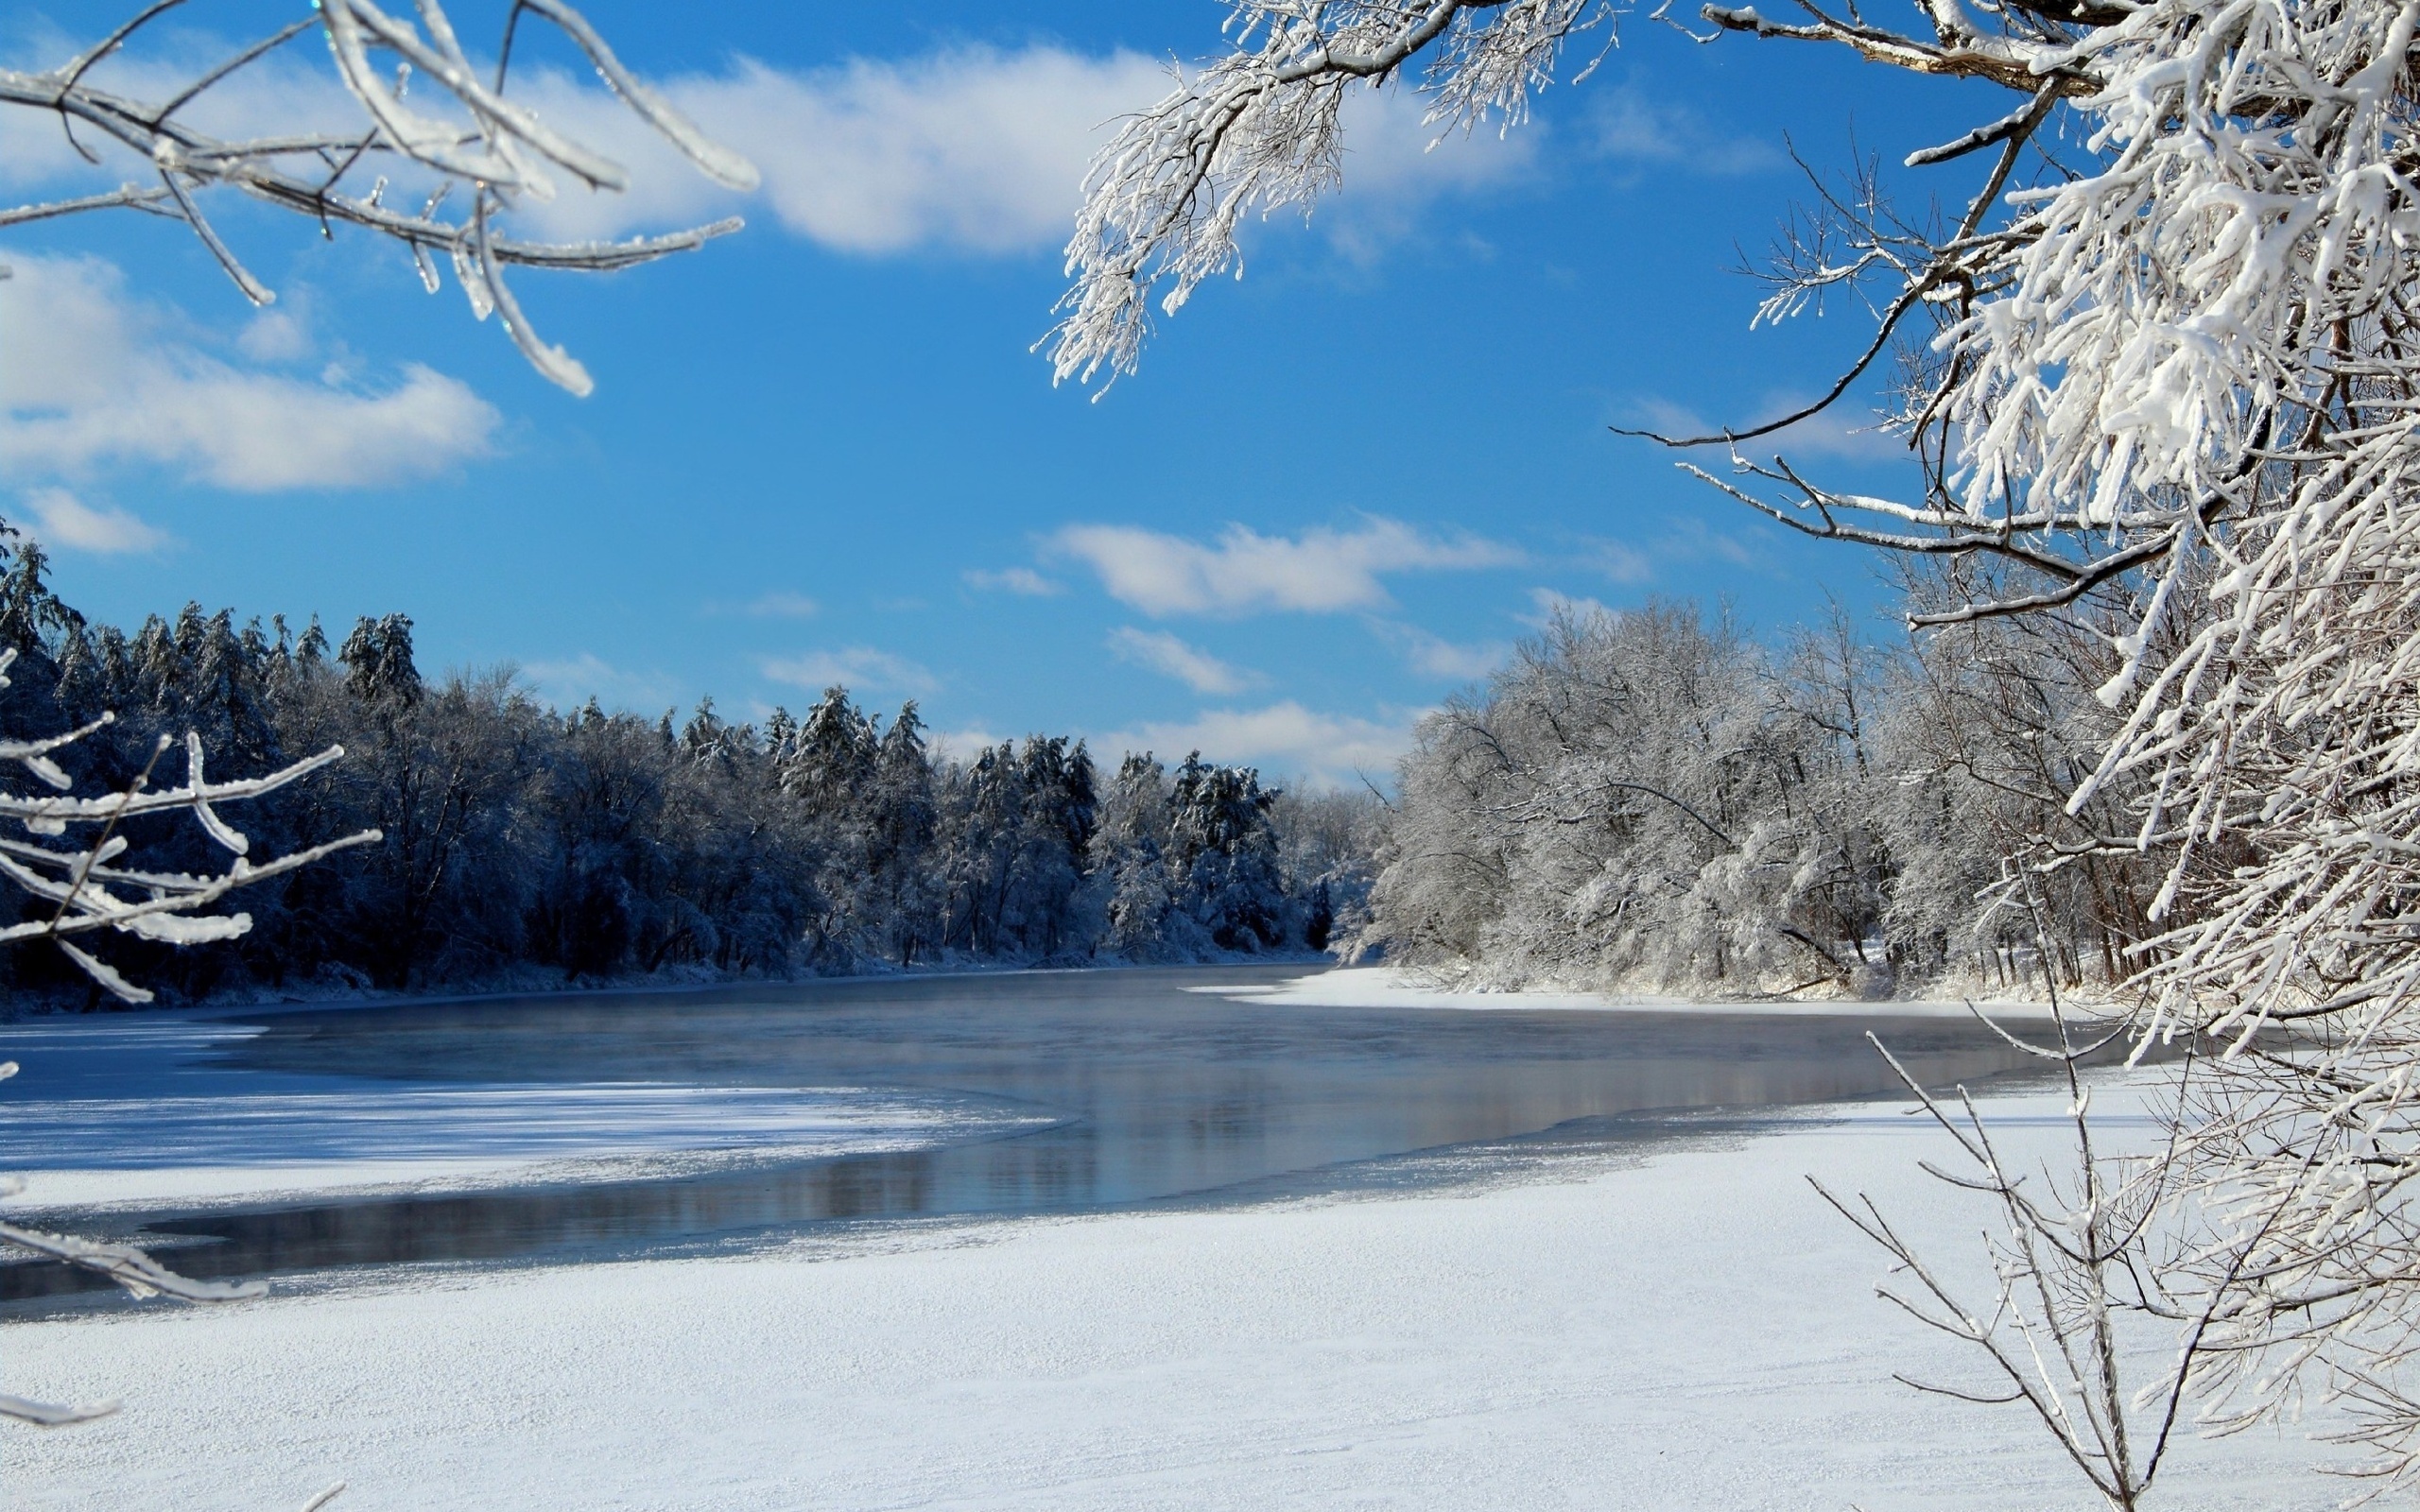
1818 974 2204 1512
1048 0 1615 391
0 0 758 394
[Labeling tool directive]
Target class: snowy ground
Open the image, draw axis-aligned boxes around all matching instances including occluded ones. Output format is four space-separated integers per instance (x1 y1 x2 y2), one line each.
7 1074 2347 1511
1203 965 2076 1020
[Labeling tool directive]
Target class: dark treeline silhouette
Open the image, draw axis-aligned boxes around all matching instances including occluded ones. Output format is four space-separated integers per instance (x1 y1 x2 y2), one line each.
0 544 1377 1004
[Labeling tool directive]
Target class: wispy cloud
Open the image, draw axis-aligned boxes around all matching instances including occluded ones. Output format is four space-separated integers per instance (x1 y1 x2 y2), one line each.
1050 517 1519 618
1094 701 1416 789
1525 587 1618 627
234 305 315 363
525 46 1537 262
0 29 362 195
964 565 1063 597
928 724 1007 763
1586 85 1780 177
1562 520 1760 593
1311 83 1542 262
519 653 680 713
0 256 497 490
1108 627 1264 696
0 27 1150 257
1584 538 1656 586
15 487 171 555
761 645 938 697
705 591 820 619
1370 621 1507 681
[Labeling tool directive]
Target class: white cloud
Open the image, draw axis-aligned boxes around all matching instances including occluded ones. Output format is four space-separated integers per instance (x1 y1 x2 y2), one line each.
1339 88 1545 198
4 28 1526 267
716 588 822 616
234 306 315 363
1309 85 1542 261
1526 587 1618 627
516 47 1536 260
518 653 679 713
1562 519 1766 593
3 28 1146 256
964 566 1063 596
1051 517 1520 618
505 48 1170 254
1371 621 1507 681
761 645 938 696
1586 86 1779 177
1095 701 1416 788
0 32 364 197
1108 627 1264 696
15 487 170 555
928 725 1008 763
0 256 499 490
1585 539 1656 586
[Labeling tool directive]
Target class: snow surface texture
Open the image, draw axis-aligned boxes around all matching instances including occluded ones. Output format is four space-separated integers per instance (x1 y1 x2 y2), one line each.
0 1020 1021 1211
9 1077 2340 1510
1204 966 2066 1019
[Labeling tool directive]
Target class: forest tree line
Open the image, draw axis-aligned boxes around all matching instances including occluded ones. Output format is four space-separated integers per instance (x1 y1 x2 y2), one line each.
0 543 1378 1005
0 522 2187 1006
1357 572 2180 1000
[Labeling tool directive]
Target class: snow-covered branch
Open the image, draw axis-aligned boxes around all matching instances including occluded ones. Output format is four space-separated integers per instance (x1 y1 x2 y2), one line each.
1048 0 1614 389
0 0 758 394
0 648 378 1002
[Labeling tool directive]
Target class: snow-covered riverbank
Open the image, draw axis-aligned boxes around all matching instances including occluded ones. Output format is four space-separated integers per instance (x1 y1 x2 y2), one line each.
1203 965 2078 1020
9 1075 2339 1511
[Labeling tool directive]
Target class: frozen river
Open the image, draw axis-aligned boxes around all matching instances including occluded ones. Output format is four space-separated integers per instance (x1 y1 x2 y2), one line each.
9 972 2335 1512
0 966 2053 1303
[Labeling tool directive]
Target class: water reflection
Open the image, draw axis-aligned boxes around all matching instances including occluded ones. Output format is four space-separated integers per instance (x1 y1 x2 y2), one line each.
5 967 2063 1301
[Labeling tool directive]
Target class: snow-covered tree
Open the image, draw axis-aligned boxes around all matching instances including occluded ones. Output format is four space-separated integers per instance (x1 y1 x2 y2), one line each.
1167 752 1289 952
1053 0 2420 1485
1093 751 1184 958
1368 599 1901 991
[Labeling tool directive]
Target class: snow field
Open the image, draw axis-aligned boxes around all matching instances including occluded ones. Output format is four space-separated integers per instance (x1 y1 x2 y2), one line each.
7 1077 2339 1510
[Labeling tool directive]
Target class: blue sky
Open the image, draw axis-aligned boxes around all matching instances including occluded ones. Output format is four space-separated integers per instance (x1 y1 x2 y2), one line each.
0 2 2015 784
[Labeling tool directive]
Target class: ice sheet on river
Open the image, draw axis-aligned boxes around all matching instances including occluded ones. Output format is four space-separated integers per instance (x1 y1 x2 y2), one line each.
0 1020 1042 1211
